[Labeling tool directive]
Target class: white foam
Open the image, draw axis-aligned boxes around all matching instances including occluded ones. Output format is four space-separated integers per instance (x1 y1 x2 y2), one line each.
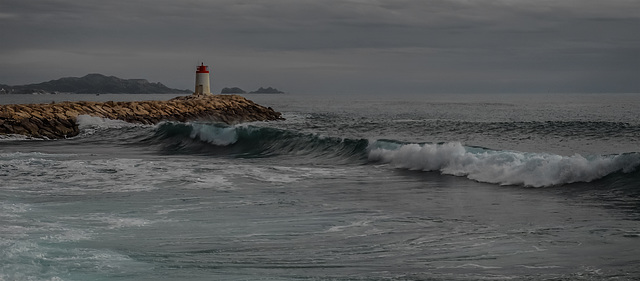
188 174 232 189
189 123 239 145
0 202 31 219
0 238 145 280
223 165 348 184
0 134 39 141
369 141 640 187
327 220 371 232
518 265 563 269
0 151 74 160
451 263 502 269
101 216 151 229
0 154 245 195
76 114 134 129
42 229 93 242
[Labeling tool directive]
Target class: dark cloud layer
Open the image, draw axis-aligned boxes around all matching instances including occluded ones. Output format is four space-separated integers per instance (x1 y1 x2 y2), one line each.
1 0 638 94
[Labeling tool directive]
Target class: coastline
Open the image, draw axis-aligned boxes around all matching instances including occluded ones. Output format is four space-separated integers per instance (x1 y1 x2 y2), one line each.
0 94 283 139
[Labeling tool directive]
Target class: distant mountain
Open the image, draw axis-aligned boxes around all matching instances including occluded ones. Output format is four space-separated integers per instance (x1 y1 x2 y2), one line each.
0 74 191 94
250 87 284 94
221 87 246 94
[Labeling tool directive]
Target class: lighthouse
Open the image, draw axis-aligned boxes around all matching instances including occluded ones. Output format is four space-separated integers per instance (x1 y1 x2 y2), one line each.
194 62 212 95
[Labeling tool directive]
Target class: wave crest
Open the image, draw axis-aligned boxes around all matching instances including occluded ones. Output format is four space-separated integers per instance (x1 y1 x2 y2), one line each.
142 122 640 187
368 141 640 187
151 122 370 160
189 123 239 146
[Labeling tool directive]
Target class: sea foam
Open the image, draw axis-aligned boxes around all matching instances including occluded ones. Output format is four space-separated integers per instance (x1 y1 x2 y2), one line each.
368 141 640 187
76 115 134 129
189 123 239 145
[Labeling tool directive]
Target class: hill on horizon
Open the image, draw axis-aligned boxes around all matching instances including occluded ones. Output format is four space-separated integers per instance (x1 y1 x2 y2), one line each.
0 74 191 94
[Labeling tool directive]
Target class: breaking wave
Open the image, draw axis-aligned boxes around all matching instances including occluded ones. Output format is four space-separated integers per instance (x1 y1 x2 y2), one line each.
368 141 640 187
148 122 370 161
107 121 640 187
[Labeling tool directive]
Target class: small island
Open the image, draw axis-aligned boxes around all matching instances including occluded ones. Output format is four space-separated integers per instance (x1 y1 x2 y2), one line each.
220 87 285 94
220 87 247 94
250 87 284 94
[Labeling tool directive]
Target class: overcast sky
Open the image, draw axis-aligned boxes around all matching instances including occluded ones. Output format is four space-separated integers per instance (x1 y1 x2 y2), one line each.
1 0 638 94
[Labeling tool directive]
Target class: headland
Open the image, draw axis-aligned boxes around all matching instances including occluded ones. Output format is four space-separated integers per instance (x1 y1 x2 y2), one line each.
0 94 283 139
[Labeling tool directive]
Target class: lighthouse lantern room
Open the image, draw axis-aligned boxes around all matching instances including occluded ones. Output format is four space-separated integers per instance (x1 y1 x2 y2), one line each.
194 62 212 96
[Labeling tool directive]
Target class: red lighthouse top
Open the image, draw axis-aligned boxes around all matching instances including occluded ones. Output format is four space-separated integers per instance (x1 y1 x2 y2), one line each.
196 62 209 73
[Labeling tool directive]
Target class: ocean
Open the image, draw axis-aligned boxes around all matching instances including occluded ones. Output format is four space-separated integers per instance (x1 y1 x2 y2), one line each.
1 92 639 280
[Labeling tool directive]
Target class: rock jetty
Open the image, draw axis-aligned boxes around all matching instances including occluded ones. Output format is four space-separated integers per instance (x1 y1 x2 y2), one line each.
0 95 283 139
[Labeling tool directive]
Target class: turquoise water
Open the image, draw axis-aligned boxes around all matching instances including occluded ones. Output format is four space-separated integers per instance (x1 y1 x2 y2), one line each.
1 93 639 280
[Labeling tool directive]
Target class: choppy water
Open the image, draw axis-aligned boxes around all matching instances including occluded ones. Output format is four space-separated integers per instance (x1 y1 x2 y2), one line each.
1 93 639 280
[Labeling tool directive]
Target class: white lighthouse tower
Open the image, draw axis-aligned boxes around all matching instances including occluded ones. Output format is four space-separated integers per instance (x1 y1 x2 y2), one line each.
194 62 212 96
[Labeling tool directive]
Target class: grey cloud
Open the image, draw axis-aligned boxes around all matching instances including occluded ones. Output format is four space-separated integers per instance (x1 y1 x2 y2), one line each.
0 0 638 93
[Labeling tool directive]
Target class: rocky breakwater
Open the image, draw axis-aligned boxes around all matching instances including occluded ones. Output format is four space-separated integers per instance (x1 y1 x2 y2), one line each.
0 95 283 139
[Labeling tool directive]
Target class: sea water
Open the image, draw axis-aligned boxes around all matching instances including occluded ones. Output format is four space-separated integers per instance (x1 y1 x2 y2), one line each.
1 93 639 280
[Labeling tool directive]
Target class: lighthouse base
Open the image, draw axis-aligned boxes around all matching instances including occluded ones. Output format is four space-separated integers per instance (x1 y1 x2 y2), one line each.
192 92 213 96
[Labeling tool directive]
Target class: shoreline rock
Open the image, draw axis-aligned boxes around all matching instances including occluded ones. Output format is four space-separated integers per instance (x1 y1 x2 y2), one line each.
0 94 283 139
